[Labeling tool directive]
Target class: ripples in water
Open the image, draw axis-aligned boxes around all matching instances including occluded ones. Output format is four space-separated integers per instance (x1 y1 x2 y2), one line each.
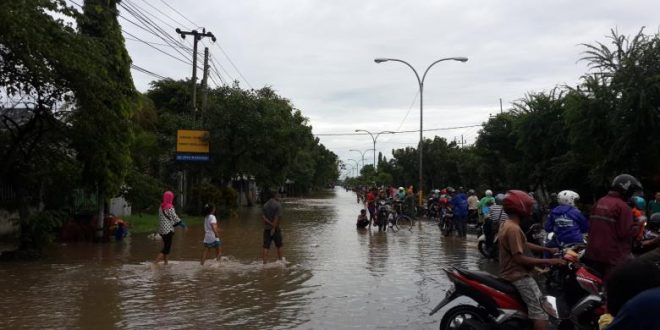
0 188 498 329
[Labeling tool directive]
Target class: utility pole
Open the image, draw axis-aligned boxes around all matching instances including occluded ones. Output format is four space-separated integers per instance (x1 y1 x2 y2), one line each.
175 28 216 208
175 28 216 114
200 47 210 126
499 98 503 114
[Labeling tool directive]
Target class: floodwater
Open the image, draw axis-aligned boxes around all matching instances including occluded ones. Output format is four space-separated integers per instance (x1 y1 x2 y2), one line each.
0 188 497 329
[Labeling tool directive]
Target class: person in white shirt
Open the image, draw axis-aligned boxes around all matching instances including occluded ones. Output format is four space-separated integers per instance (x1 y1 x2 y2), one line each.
201 203 222 265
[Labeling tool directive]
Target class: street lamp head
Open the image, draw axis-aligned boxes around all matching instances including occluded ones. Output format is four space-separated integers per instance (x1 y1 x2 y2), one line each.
374 58 389 64
453 57 469 62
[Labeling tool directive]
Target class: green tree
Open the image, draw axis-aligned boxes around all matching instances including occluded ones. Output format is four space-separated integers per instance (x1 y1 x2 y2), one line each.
72 0 136 236
0 0 90 250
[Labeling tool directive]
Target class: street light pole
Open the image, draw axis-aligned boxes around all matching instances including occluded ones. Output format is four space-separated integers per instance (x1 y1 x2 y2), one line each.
354 130 394 171
344 164 355 178
347 159 360 177
350 148 375 172
374 57 467 206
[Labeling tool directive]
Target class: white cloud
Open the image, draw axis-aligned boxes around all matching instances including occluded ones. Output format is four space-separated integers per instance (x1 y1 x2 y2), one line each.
118 0 659 165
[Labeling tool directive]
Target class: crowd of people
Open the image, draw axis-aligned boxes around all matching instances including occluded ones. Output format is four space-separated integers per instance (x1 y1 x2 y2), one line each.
152 176 660 328
488 174 660 330
353 174 660 329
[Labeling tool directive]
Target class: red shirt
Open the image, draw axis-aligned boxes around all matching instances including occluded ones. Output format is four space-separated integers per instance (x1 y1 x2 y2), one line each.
367 192 376 203
585 191 637 268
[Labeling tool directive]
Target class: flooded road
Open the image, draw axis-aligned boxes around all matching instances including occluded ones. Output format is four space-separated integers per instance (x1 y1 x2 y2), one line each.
0 188 496 329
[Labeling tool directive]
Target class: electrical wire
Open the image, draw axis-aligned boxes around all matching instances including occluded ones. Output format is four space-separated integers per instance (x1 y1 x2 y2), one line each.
123 30 191 65
119 1 193 62
313 124 483 136
213 43 253 89
131 64 168 80
159 0 198 28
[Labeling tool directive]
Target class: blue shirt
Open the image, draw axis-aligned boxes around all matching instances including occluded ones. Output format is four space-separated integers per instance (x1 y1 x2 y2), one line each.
607 287 660 329
544 205 588 245
452 193 469 217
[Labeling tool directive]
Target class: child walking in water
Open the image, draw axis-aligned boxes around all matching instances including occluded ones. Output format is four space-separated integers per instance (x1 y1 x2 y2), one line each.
201 203 222 265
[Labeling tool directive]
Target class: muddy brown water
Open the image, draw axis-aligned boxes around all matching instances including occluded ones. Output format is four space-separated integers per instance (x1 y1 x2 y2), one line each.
0 188 497 329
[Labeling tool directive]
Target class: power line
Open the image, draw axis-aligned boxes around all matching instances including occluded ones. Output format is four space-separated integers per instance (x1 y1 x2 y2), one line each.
210 56 231 85
67 1 173 81
150 0 252 88
138 0 194 32
160 0 198 28
123 30 191 65
131 64 168 80
213 42 253 89
119 1 192 61
395 91 419 131
313 124 483 136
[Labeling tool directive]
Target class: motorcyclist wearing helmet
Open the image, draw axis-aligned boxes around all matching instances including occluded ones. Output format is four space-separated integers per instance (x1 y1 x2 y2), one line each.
396 187 406 203
478 189 495 223
584 174 643 278
485 193 508 248
498 190 565 330
544 190 588 248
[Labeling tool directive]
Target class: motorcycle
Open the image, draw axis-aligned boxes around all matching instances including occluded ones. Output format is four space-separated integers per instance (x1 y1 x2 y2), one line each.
543 232 587 291
427 197 441 221
430 253 606 329
542 251 607 330
375 200 390 231
478 223 544 260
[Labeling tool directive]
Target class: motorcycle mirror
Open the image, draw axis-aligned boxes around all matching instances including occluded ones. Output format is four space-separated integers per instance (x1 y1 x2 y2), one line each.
540 296 562 319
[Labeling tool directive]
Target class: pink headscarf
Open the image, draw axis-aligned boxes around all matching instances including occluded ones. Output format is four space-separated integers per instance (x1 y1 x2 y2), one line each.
161 191 174 210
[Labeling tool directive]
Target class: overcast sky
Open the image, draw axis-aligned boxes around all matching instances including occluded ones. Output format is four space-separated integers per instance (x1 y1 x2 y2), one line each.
114 0 659 177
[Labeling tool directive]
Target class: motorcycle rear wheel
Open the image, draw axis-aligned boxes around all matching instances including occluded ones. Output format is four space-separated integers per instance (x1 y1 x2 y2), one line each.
439 305 490 330
477 241 490 259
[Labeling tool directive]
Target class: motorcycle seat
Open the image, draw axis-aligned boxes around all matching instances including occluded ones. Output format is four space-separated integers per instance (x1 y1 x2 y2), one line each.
456 268 520 297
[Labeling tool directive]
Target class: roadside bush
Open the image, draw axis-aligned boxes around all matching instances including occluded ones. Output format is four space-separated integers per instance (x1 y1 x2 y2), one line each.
17 210 67 252
186 183 238 218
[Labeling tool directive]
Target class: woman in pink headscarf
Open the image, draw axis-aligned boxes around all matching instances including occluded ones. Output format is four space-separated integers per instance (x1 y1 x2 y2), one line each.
154 191 186 265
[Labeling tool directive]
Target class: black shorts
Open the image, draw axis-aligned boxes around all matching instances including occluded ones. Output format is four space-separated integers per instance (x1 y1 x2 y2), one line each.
160 231 174 255
263 229 283 249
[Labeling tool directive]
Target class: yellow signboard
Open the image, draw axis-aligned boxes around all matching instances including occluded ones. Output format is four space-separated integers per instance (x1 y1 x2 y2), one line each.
176 130 210 153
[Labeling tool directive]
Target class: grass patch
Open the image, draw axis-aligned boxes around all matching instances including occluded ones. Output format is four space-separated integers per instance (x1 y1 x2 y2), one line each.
123 213 204 234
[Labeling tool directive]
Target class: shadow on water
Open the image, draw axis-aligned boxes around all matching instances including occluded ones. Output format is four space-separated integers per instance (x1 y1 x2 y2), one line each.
0 188 500 329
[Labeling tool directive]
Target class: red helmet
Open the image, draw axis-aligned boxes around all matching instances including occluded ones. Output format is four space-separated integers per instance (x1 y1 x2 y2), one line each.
503 190 535 218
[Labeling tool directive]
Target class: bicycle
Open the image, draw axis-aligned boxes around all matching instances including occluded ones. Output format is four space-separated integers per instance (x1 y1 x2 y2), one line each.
388 202 413 232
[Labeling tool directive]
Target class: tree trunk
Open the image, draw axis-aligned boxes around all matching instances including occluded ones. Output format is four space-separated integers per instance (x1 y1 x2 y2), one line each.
96 185 104 240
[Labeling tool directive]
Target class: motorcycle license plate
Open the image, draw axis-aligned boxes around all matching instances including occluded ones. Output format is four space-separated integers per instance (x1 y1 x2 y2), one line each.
429 286 456 316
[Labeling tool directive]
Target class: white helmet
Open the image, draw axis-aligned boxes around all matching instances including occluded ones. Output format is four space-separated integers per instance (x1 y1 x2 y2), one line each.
485 189 493 197
557 190 580 207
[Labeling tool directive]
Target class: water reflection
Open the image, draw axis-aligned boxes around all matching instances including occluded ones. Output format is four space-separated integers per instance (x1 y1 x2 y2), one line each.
0 188 498 329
